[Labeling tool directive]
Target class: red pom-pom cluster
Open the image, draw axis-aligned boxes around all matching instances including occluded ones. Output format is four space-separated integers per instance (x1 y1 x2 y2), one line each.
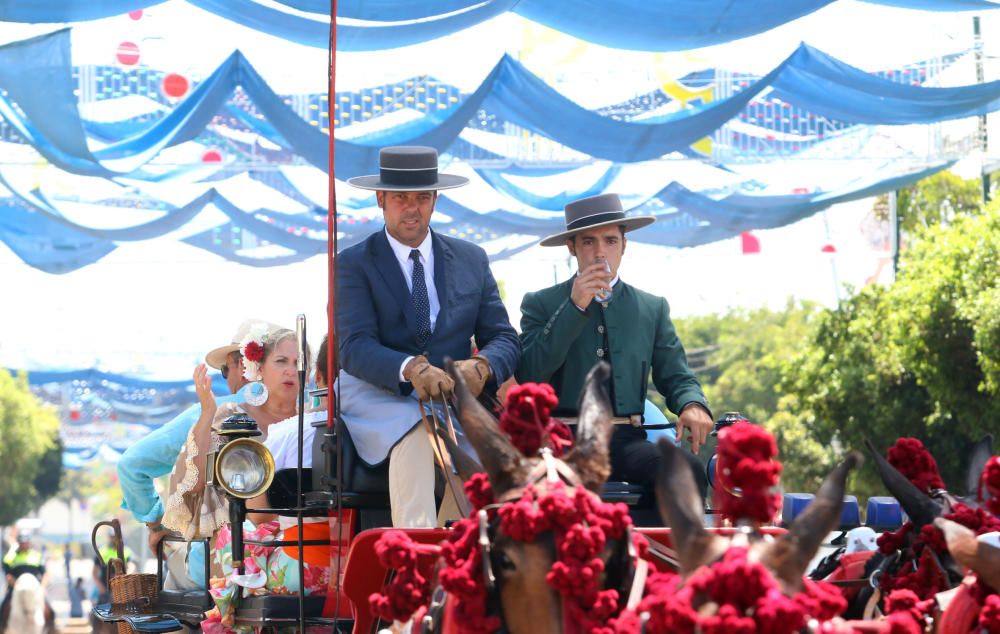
979 594 1000 633
243 340 264 363
499 383 573 457
610 547 846 634
432 479 639 634
874 442 1000 603
368 530 441 623
876 502 1000 600
882 589 936 634
886 437 945 494
714 422 783 525
463 472 494 511
980 455 1000 516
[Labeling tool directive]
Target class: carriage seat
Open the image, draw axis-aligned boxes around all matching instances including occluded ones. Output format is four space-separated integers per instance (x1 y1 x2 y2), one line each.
262 415 391 511
233 595 343 630
782 493 862 530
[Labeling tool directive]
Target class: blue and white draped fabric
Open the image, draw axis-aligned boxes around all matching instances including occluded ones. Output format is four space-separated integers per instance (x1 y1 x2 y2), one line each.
3 0 997 51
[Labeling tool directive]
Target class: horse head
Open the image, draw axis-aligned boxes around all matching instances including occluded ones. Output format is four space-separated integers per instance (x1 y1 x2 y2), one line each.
448 360 629 634
657 436 862 596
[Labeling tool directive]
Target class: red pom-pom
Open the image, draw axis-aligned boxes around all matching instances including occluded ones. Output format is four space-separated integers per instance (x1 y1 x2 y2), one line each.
979 455 1000 516
715 422 782 524
499 382 573 456
877 522 913 554
978 593 1000 633
887 438 945 494
368 530 438 623
463 472 494 510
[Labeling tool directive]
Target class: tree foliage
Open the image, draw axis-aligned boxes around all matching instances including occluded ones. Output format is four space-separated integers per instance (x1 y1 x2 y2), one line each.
873 171 983 235
669 302 833 491
0 370 62 524
661 196 998 499
783 205 1000 495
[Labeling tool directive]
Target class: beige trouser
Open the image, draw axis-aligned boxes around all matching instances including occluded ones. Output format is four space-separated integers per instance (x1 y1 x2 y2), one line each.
389 424 462 528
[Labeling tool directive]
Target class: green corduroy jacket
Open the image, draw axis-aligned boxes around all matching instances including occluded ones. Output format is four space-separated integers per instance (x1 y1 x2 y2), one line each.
517 277 709 418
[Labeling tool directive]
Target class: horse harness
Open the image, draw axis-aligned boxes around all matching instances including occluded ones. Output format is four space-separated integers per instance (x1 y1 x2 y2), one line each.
419 448 650 634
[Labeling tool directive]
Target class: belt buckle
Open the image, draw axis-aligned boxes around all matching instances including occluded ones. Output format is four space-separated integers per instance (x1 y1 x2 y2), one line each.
629 415 642 428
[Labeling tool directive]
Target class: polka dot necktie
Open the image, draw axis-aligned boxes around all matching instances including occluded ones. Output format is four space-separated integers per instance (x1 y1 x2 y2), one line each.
409 249 432 348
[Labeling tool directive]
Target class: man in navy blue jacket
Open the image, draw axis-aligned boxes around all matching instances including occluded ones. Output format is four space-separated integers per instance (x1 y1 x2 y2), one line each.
337 146 520 527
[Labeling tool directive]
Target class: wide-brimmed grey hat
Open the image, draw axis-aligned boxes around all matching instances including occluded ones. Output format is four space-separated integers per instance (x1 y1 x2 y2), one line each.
347 146 468 192
539 193 656 247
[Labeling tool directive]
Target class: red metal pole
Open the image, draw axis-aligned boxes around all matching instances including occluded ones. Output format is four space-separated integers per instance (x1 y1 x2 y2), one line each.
326 0 344 622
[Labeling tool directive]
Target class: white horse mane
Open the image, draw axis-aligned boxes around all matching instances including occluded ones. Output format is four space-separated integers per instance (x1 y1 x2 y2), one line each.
9 573 46 634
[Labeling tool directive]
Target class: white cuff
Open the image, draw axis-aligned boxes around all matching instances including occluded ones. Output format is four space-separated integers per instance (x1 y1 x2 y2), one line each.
399 356 415 383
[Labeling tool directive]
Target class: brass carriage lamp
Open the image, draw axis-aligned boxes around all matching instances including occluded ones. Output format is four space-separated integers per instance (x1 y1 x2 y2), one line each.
207 412 276 577
208 412 276 499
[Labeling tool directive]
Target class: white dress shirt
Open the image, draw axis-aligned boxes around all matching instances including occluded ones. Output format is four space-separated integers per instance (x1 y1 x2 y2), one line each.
385 228 440 381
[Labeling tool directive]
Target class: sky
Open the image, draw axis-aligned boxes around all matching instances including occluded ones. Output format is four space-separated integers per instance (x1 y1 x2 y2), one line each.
0 0 998 379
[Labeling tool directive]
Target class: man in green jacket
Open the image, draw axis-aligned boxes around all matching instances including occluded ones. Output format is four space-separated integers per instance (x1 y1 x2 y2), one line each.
517 193 713 495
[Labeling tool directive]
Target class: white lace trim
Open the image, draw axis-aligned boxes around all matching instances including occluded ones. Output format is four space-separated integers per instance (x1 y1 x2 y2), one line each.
162 403 239 539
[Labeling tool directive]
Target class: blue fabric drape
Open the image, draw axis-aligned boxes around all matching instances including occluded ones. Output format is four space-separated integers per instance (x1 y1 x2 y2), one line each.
473 166 624 210
4 1 999 51
771 45 1000 124
4 32 994 183
0 159 949 272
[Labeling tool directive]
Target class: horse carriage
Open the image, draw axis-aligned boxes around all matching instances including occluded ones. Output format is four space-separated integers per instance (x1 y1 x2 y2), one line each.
89 337 1000 634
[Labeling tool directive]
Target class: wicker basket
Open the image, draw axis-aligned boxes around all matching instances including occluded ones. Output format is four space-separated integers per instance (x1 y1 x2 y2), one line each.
92 519 159 634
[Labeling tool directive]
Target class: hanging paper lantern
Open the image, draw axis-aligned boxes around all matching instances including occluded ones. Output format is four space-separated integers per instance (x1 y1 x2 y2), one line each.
740 231 761 255
201 149 223 163
821 244 837 253
116 41 140 66
128 9 143 20
162 73 189 99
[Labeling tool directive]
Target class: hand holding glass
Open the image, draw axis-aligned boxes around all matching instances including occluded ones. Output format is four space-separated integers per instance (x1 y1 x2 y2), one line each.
593 256 613 303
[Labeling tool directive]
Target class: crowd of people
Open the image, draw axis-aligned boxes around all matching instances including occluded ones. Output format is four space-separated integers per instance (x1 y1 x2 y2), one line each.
110 144 713 632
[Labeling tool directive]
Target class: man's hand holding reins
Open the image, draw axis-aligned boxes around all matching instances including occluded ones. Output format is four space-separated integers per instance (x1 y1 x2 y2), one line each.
677 403 714 454
454 355 491 397
404 356 455 400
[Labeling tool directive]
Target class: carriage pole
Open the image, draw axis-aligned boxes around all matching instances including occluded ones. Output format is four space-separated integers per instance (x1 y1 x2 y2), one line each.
326 0 343 628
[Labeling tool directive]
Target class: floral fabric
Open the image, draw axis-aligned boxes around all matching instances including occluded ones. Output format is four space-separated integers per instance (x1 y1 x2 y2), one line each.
200 519 332 634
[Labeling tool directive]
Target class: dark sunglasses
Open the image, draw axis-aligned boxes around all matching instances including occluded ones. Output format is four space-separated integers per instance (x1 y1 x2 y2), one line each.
220 364 230 380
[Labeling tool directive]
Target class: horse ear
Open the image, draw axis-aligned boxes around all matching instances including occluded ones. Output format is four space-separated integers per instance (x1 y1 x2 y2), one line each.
655 438 725 576
865 438 942 527
964 434 994 499
935 518 1000 591
446 358 525 496
564 362 615 492
761 452 861 591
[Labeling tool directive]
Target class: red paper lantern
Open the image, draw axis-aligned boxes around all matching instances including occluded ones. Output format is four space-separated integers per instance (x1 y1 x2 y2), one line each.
740 231 761 255
201 149 223 163
162 73 189 99
116 41 140 66
128 9 143 20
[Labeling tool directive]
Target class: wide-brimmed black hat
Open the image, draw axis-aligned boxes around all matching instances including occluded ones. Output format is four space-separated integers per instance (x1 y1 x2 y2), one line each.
347 146 468 191
539 193 656 247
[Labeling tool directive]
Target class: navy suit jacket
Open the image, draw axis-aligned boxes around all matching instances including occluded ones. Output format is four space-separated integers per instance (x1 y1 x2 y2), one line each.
337 228 520 395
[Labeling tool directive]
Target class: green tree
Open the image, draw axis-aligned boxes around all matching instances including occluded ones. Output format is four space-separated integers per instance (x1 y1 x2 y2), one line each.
0 370 61 524
34 434 65 503
668 302 830 492
873 171 983 234
782 205 1000 496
